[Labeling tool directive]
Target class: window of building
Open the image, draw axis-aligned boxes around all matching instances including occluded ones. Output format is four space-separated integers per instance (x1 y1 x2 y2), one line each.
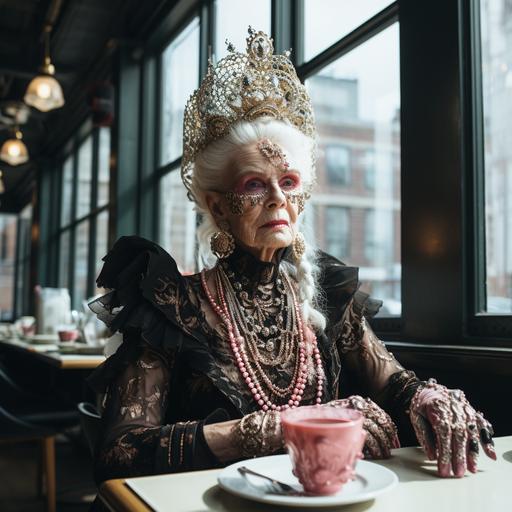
0 214 17 320
53 126 111 308
480 0 512 313
215 0 271 60
160 18 200 167
304 0 394 62
305 23 401 315
325 145 351 185
325 206 350 260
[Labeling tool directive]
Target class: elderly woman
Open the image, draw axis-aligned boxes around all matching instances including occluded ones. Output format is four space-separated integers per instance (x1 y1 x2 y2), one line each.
89 28 495 484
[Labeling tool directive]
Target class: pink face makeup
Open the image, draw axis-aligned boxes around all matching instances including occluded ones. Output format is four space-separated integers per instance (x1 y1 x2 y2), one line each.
225 172 303 215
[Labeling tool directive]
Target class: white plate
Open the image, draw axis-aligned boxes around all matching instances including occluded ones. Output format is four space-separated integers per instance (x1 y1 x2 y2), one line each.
217 454 398 508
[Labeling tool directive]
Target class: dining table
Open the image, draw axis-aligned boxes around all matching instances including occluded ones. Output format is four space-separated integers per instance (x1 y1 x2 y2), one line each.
0 337 105 369
98 435 512 512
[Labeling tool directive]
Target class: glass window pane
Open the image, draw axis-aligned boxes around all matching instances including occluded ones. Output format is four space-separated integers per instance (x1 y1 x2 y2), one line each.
0 214 17 320
76 137 93 218
481 0 512 313
324 206 350 260
306 24 401 316
159 170 196 274
215 0 271 60
160 18 199 166
59 231 70 289
74 221 89 308
95 210 109 294
61 156 73 227
304 0 393 62
98 128 110 208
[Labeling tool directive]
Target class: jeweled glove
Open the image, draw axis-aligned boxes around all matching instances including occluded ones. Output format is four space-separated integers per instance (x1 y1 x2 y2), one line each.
231 410 284 458
326 396 400 459
409 378 496 477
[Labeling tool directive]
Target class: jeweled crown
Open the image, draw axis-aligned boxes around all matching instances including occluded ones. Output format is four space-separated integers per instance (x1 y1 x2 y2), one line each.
181 27 316 202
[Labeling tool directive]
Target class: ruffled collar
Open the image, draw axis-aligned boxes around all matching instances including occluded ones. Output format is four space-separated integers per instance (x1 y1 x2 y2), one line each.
220 244 291 287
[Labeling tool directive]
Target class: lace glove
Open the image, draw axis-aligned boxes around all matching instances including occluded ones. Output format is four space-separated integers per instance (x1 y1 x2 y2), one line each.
231 410 284 458
409 379 496 477
326 396 400 459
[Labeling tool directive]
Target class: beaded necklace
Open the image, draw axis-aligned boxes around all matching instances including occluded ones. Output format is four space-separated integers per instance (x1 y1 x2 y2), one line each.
201 263 324 411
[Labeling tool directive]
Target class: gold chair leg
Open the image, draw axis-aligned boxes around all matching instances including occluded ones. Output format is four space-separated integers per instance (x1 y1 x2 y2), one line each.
41 436 56 512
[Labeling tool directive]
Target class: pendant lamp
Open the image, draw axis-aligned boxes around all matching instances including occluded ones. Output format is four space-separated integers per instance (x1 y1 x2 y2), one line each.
24 26 65 112
0 129 29 166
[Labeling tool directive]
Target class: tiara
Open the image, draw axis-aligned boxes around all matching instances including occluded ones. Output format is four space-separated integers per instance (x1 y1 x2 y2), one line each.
181 27 316 202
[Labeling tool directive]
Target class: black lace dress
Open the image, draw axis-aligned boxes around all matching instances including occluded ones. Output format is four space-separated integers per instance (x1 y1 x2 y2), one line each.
88 235 421 484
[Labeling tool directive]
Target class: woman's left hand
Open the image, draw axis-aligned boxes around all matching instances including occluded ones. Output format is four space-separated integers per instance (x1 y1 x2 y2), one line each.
409 379 496 477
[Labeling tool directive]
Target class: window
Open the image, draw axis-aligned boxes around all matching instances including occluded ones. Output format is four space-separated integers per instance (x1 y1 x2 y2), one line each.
61 156 73 227
14 204 32 318
362 149 376 190
215 0 271 60
325 207 350 260
97 128 110 208
159 170 197 274
76 137 93 219
304 0 394 62
0 214 17 320
325 145 351 185
74 220 89 307
160 19 200 166
480 0 512 313
52 126 111 308
305 24 401 314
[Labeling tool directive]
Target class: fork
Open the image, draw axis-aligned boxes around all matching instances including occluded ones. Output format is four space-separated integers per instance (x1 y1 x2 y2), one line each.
237 466 302 495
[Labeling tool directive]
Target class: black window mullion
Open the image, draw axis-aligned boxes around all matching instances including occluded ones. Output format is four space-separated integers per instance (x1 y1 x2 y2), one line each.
87 129 100 297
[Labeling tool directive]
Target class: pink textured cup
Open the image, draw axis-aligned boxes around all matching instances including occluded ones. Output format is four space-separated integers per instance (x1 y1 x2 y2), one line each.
281 406 366 495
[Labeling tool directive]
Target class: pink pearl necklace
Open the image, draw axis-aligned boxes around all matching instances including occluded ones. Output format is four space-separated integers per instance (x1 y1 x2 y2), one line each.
201 267 324 411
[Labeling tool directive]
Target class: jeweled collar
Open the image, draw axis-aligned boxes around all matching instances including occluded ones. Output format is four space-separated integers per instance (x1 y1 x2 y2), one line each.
220 244 292 287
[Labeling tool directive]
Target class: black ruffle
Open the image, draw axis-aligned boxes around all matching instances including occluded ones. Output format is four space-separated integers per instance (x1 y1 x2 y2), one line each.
87 236 212 393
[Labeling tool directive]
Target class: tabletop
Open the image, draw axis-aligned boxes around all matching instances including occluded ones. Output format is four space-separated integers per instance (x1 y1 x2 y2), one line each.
0 337 105 369
99 435 512 512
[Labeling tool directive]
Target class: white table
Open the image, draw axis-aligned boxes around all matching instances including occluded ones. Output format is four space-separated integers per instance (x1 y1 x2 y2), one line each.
99 436 512 512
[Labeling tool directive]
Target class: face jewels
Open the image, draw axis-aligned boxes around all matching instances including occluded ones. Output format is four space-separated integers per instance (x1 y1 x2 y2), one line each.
224 189 311 216
256 138 290 170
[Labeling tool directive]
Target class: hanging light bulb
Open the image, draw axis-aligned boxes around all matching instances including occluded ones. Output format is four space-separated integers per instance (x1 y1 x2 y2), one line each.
0 129 29 166
24 26 65 112
0 171 5 194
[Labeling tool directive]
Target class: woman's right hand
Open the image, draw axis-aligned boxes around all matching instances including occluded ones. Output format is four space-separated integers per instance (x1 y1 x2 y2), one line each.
325 395 400 459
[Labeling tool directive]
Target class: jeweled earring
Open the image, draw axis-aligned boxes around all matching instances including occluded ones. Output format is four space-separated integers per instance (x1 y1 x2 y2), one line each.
210 230 235 259
291 232 306 262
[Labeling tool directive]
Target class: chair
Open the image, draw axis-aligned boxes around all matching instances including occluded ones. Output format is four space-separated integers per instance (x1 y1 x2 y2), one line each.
0 405 56 512
0 363 79 428
77 402 101 456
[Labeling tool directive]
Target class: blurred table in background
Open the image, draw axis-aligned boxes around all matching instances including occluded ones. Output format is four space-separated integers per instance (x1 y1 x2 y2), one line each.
0 337 105 369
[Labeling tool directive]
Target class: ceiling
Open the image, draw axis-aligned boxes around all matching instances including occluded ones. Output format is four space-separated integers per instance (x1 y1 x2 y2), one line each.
0 0 174 212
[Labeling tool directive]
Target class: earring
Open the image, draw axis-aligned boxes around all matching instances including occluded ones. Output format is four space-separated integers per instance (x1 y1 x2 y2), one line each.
210 230 235 259
291 232 306 262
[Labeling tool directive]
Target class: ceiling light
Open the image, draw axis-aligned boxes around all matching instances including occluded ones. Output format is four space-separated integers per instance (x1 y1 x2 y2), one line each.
24 26 65 112
0 129 29 166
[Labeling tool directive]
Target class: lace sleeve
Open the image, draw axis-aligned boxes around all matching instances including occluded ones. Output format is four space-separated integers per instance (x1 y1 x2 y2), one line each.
94 346 219 483
335 300 425 418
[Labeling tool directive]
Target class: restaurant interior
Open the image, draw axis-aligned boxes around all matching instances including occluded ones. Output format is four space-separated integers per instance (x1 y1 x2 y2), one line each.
0 0 511 511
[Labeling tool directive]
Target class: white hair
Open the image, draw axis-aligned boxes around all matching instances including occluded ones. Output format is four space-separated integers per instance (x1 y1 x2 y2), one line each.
190 118 326 331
